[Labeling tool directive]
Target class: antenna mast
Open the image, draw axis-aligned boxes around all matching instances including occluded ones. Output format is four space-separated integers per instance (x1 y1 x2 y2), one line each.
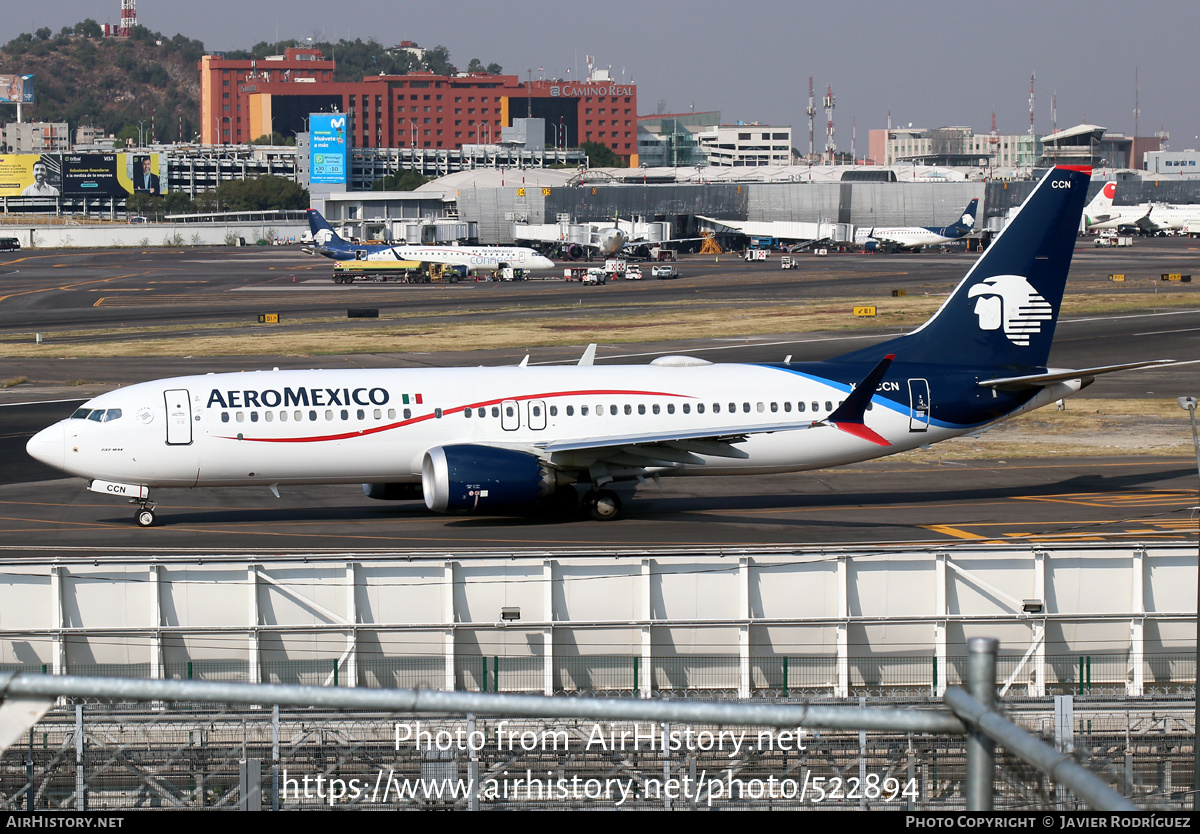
823 83 836 164
805 77 816 161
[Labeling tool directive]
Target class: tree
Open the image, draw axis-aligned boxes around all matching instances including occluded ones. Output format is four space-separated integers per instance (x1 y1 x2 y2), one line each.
371 170 430 192
213 175 308 211
423 45 453 75
35 28 51 41
581 141 623 168
486 62 503 75
251 132 295 146
74 19 103 38
466 58 484 74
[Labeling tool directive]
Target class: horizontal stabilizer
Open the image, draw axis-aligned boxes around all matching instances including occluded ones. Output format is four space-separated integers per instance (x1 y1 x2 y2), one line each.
977 360 1173 389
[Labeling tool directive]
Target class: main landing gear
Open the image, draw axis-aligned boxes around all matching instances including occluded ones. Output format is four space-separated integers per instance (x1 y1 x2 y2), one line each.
131 496 158 527
582 489 621 521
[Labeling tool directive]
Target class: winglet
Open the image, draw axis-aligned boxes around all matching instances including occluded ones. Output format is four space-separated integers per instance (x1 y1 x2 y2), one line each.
578 343 597 366
824 354 895 446
518 354 530 368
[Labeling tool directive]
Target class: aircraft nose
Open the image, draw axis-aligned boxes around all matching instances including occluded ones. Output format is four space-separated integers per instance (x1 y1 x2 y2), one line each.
535 254 556 270
26 422 66 472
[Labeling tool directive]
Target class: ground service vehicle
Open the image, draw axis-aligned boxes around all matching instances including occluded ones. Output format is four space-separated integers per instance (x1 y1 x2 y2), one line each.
0 237 20 252
780 256 797 269
652 265 680 279
332 261 464 284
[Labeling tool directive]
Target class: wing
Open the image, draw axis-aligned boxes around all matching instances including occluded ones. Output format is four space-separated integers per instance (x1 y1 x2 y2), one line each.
515 355 896 473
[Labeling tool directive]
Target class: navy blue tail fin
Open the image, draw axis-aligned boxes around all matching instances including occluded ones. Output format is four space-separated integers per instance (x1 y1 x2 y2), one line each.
836 167 1091 371
306 209 347 248
941 198 978 238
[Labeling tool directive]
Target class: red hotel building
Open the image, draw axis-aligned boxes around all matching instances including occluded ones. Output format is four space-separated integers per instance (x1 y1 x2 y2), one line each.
199 49 638 164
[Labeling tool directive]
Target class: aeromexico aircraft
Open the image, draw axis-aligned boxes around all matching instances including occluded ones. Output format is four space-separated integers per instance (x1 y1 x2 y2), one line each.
856 198 978 251
302 209 555 272
27 166 1166 526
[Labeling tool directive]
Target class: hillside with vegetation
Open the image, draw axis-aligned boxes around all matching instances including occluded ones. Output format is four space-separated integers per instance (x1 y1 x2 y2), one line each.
0 22 503 146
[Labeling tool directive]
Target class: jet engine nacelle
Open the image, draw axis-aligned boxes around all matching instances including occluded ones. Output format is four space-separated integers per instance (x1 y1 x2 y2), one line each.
567 243 584 260
862 240 881 252
362 482 423 501
421 444 570 513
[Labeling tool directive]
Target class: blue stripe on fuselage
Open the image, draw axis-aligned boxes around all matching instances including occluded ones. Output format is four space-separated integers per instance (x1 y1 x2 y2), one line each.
750 363 1036 430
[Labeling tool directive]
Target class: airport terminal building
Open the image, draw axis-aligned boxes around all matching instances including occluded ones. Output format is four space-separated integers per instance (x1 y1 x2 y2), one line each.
198 48 638 164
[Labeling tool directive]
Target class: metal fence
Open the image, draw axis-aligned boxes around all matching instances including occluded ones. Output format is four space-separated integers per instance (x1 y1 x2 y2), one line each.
0 698 1185 811
4 655 1193 698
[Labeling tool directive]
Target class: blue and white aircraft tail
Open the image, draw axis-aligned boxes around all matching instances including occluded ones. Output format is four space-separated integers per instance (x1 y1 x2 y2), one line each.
303 208 392 259
27 166 1169 525
859 197 979 251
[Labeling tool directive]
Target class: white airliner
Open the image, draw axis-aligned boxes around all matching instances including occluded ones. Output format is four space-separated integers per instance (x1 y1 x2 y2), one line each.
855 199 978 251
306 209 555 272
1081 181 1149 232
1137 203 1200 236
26 166 1166 526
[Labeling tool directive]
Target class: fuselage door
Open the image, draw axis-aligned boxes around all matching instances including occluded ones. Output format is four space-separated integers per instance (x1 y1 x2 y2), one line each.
501 399 520 431
908 379 930 432
528 400 547 431
164 389 193 445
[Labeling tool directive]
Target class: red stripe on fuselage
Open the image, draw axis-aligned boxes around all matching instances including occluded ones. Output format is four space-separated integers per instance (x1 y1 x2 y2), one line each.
215 388 692 443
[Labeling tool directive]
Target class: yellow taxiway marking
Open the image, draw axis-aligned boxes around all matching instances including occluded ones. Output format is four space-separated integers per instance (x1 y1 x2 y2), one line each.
1017 491 1198 508
922 524 987 540
0 271 156 303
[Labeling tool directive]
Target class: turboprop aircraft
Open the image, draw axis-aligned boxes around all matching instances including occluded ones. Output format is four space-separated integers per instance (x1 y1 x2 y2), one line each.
26 166 1167 526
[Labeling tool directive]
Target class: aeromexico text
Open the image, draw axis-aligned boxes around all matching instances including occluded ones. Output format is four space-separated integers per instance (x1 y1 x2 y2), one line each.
206 387 391 409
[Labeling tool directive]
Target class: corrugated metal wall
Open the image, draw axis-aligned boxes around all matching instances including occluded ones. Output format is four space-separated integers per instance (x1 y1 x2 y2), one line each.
459 178 1200 243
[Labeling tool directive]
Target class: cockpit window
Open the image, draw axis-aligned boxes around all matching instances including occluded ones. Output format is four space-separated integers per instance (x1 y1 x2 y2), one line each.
74 408 122 422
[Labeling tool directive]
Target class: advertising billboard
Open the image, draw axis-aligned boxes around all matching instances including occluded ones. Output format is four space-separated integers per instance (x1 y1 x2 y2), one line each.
0 154 61 197
63 154 164 197
0 154 167 198
310 113 348 186
0 75 34 104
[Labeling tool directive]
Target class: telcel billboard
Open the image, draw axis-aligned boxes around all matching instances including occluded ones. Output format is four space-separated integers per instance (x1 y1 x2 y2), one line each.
310 113 347 186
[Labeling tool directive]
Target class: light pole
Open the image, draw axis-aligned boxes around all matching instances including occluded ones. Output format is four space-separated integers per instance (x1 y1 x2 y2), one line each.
1182 394 1200 812
137 120 148 147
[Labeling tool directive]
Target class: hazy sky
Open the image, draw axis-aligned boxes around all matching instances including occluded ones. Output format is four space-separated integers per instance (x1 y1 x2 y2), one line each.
5 0 1199 150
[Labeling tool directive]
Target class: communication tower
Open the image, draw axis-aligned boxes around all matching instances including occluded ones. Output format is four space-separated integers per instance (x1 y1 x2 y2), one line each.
1028 73 1035 136
823 84 836 164
805 77 816 161
119 0 137 38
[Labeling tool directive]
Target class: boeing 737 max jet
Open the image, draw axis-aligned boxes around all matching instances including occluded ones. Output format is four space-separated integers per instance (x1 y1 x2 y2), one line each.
27 166 1167 525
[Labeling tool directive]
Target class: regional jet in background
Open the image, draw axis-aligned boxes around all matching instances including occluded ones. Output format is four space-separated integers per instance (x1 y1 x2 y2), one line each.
1136 202 1200 236
303 209 555 272
513 215 700 260
695 216 843 251
855 198 979 252
27 167 1168 526
1081 181 1149 232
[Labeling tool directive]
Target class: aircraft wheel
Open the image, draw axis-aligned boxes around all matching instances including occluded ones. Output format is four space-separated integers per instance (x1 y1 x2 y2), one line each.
586 489 621 521
135 509 156 528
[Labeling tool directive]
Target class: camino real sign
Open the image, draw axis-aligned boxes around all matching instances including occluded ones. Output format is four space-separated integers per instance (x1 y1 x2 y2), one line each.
310 113 348 186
